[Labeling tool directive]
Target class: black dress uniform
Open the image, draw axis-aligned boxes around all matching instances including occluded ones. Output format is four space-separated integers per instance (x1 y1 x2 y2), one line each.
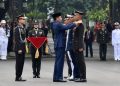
28 28 44 78
97 29 109 61
14 25 26 81
73 23 86 81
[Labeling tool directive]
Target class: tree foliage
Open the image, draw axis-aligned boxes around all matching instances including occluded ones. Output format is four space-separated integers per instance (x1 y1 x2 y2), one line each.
87 5 109 21
26 0 109 21
26 11 47 19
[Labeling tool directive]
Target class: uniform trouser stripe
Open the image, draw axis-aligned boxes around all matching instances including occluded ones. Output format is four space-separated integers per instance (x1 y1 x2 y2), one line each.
67 51 74 77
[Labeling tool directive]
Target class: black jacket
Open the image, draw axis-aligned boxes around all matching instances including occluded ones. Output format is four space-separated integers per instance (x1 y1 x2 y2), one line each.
14 25 26 52
84 30 94 43
28 28 44 51
28 29 44 37
97 29 109 44
73 23 84 50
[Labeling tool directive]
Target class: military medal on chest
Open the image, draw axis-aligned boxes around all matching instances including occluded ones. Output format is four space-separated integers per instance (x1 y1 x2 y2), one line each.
39 31 43 35
19 27 26 43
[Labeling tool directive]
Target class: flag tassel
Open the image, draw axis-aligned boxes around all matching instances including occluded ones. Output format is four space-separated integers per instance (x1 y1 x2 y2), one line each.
35 48 39 59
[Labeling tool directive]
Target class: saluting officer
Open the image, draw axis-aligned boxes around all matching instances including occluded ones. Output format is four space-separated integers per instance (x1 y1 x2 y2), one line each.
97 22 109 61
14 15 26 81
28 20 44 78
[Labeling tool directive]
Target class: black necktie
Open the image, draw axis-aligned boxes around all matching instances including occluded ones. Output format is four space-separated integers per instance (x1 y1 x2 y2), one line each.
87 31 90 39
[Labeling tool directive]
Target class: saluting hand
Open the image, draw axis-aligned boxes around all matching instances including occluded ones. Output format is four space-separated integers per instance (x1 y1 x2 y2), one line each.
74 20 82 26
18 50 22 54
79 48 84 52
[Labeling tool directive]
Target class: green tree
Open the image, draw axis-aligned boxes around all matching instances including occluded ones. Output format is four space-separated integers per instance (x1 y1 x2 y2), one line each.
26 0 48 19
87 5 109 21
26 0 110 21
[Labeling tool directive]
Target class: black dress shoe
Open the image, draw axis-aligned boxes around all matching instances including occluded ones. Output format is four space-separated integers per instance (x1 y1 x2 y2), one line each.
69 78 74 81
91 56 93 58
36 75 40 78
15 77 26 82
53 79 67 82
74 78 87 82
100 59 106 61
80 79 87 82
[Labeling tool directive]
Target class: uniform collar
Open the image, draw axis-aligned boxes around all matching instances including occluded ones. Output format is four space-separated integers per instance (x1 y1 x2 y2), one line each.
34 28 39 31
116 28 119 30
18 23 24 28
54 20 61 23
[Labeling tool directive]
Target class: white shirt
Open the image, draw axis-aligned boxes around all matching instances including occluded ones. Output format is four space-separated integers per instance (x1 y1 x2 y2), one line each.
112 29 120 45
0 27 7 39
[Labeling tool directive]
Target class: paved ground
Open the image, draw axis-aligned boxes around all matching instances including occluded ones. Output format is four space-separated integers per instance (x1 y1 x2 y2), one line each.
0 33 120 86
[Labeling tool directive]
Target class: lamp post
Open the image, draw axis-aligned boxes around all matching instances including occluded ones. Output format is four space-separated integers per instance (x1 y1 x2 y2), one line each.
23 0 28 28
0 0 6 20
0 0 5 8
47 7 54 20
23 0 28 8
23 0 28 17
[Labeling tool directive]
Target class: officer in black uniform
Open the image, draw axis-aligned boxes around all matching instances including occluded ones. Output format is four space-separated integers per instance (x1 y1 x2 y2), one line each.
97 22 109 61
14 15 26 81
28 20 44 78
73 11 87 82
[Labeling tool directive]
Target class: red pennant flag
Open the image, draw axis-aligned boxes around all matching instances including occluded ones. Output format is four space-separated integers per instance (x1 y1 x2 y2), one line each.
27 37 47 48
27 37 47 59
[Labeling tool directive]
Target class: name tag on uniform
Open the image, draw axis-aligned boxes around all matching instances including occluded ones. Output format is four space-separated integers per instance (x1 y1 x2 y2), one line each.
100 32 102 34
104 31 107 33
39 32 42 35
32 34 35 36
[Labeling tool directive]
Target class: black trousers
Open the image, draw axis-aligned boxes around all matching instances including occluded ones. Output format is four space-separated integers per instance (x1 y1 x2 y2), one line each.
30 46 42 76
99 44 107 60
15 52 25 79
85 42 93 57
74 50 86 79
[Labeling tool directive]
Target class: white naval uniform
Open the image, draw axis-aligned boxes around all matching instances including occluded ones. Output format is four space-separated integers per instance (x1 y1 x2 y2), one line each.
112 29 120 61
0 27 10 60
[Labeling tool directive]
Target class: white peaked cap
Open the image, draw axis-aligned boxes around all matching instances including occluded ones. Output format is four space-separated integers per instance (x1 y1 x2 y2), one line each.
1 20 6 24
66 14 73 18
114 22 119 26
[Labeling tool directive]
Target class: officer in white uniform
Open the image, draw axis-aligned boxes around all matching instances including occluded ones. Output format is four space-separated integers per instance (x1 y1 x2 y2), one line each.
64 15 75 80
112 22 120 61
0 20 10 60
